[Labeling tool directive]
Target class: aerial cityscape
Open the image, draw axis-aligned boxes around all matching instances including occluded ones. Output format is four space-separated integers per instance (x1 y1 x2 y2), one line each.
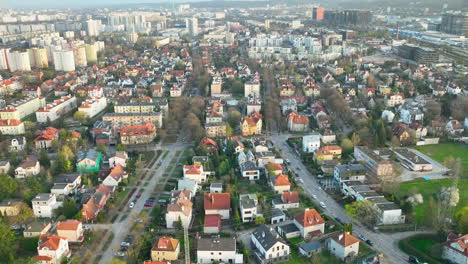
0 0 467 263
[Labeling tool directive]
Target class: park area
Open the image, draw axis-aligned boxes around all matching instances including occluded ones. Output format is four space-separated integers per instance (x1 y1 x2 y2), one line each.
414 143 468 174
399 234 445 264
396 178 468 224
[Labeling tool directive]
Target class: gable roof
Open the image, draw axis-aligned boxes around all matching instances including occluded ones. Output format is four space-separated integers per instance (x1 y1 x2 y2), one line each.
57 220 81 231
331 232 360 247
252 224 286 251
204 193 231 211
294 208 325 228
38 234 67 250
273 174 291 186
204 214 221 227
152 237 179 252
282 191 299 204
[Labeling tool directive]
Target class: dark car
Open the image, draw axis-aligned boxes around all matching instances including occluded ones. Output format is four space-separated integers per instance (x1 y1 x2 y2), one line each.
136 193 142 198
409 256 420 264
144 200 154 207
365 240 373 246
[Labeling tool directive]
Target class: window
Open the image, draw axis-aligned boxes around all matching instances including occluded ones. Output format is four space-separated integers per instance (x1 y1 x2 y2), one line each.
211 252 214 255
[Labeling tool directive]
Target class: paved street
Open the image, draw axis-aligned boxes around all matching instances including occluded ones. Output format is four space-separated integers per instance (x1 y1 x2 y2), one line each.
269 135 414 264
99 138 189 264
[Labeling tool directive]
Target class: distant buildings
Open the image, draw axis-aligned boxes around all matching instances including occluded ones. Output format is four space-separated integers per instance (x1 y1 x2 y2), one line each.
440 11 468 37
312 7 325 21
36 95 77 123
53 50 75 72
398 44 439 64
324 10 372 25
186 17 199 36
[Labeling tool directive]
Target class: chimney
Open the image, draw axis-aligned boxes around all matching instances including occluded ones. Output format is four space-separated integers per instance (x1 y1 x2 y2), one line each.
211 194 214 205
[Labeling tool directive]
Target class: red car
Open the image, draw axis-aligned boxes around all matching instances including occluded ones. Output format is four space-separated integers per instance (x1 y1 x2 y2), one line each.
136 193 142 199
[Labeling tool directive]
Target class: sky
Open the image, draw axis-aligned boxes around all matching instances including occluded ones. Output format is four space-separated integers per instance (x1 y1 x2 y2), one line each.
1 0 204 8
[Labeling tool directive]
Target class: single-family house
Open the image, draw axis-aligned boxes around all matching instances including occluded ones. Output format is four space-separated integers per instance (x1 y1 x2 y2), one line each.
327 232 360 260
35 234 70 264
151 237 180 262
32 193 60 218
196 237 242 264
56 220 84 243
166 189 193 229
15 155 40 178
239 194 262 223
204 193 231 219
270 174 291 194
293 208 325 239
251 224 290 264
442 233 468 264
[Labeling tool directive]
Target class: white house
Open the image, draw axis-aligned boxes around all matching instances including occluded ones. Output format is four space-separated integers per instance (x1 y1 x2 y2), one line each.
381 110 395 123
197 237 242 264
239 194 262 223
108 151 128 168
177 178 198 196
240 161 261 180
443 233 468 264
273 191 300 210
10 136 26 152
328 232 360 261
385 93 404 107
102 164 127 187
32 193 61 218
251 224 290 264
15 156 40 178
183 164 208 184
165 189 193 229
35 235 71 264
293 208 325 239
302 133 321 153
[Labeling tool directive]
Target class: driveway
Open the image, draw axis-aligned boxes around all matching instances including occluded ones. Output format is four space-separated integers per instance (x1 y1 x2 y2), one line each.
269 135 413 264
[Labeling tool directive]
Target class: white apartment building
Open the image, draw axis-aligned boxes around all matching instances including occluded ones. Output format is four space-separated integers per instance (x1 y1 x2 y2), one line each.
245 81 261 98
78 96 107 118
0 96 46 120
0 119 25 135
28 48 48 68
0 49 9 70
36 95 77 123
32 193 60 218
7 51 31 72
53 50 75 72
197 238 242 264
86 19 100 37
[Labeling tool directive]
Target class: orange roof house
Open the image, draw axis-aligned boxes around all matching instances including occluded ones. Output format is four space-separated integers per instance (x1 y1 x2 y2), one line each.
282 191 299 204
271 174 291 193
81 184 112 221
57 220 84 243
293 208 325 238
315 145 342 162
35 234 70 264
328 232 361 260
241 112 263 136
204 193 231 219
199 137 219 154
151 237 180 261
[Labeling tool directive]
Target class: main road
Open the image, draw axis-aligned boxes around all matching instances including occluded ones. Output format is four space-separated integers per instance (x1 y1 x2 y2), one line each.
99 138 190 264
269 134 415 264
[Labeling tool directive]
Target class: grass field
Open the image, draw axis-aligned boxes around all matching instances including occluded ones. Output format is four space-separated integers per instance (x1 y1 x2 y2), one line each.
414 143 468 174
397 178 468 224
399 234 444 264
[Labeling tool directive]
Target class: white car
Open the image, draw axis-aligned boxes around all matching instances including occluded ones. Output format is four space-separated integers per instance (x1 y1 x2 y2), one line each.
312 194 317 199
319 202 326 209
129 202 135 209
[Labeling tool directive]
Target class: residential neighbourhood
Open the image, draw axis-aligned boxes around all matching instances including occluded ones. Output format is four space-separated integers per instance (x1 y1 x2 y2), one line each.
0 1 466 264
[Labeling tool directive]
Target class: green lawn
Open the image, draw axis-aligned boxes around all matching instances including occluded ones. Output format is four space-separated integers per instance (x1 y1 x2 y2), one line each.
115 189 129 203
400 234 444 264
414 143 468 174
397 178 468 224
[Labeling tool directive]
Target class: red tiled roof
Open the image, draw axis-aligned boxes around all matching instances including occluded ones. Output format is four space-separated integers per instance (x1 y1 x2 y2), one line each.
199 137 219 149
108 164 125 181
331 232 360 247
152 237 179 252
184 164 202 175
204 193 231 210
35 255 53 261
57 220 81 231
38 234 67 250
204 214 221 227
0 119 22 126
282 191 299 204
273 174 291 186
120 122 156 136
288 112 309 124
294 208 325 228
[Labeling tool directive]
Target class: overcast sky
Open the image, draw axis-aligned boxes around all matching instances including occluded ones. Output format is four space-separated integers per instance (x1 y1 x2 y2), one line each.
1 0 202 8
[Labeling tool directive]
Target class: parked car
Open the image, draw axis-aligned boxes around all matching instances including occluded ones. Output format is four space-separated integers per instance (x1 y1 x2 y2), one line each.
365 240 373 246
312 194 317 199
136 193 142 198
319 202 326 208
408 256 420 264
144 200 154 207
128 202 135 209
120 241 130 247
357 234 366 241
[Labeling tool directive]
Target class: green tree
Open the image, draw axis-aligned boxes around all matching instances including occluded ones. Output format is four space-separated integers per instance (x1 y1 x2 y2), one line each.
233 210 241 230
57 145 74 173
454 206 468 234
116 144 126 151
97 144 107 156
227 108 242 129
344 200 379 227
0 221 16 262
0 174 18 201
39 149 50 168
254 216 266 225
73 111 87 123
226 123 233 137
341 138 354 156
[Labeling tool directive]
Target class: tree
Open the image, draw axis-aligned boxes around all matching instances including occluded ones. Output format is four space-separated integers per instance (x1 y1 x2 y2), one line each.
343 223 353 233
116 144 126 151
57 145 74 173
39 149 50 168
226 123 233 137
451 97 468 121
107 259 127 264
341 138 354 156
233 210 241 230
97 143 107 156
0 174 18 201
73 111 87 123
254 216 265 225
454 206 468 234
443 157 463 177
227 108 242 129
344 200 379 227
351 133 360 146
0 222 16 262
